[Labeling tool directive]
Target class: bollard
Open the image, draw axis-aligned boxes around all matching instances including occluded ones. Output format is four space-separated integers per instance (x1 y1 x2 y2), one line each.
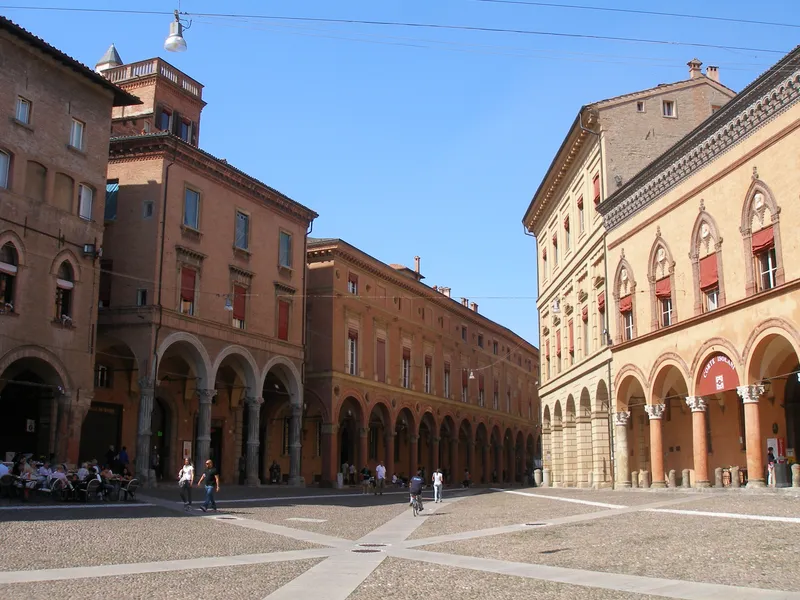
630 470 639 488
640 470 651 488
714 467 723 488
588 471 594 487
668 469 677 488
730 466 740 488
681 469 691 488
792 464 800 488
534 469 543 487
542 468 551 487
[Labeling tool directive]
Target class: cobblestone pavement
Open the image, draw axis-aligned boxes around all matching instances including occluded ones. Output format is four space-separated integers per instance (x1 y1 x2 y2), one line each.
1 486 798 599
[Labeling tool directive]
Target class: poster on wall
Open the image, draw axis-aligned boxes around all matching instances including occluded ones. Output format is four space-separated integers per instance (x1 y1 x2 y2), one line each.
182 441 192 461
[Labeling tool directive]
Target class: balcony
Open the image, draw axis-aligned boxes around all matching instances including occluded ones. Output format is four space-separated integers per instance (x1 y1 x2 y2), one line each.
103 58 203 99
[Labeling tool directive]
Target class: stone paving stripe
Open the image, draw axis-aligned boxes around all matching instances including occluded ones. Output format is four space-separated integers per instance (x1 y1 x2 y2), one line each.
0 548 334 584
646 508 800 524
286 518 328 523
0 503 156 511
491 488 626 509
159 488 473 505
393 548 800 600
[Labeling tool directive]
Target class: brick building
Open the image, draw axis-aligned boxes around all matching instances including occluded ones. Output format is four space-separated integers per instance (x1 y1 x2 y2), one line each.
522 60 734 487
86 49 318 484
305 239 540 486
0 18 139 463
599 47 800 489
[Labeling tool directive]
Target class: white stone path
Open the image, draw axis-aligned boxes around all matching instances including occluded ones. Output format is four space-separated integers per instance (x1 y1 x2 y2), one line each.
1 490 798 600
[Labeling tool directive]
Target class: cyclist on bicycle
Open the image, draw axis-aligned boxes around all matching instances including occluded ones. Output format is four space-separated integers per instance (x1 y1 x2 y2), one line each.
408 470 424 511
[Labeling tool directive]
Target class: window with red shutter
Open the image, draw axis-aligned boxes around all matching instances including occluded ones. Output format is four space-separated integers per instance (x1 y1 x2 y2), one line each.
277 300 290 340
699 255 718 290
568 320 574 354
180 267 196 315
598 291 606 312
593 174 601 204
233 284 246 329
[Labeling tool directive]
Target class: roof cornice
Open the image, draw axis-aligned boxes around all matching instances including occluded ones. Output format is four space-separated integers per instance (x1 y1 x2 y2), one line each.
599 48 800 231
307 240 539 356
109 133 318 225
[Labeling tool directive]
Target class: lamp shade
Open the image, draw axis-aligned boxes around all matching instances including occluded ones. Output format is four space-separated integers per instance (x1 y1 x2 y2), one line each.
164 20 187 52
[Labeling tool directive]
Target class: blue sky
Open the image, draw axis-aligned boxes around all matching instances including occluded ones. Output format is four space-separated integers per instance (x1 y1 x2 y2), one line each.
4 1 797 345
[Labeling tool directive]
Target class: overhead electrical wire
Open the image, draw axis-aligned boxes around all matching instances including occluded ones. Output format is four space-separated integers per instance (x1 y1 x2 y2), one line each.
0 5 788 55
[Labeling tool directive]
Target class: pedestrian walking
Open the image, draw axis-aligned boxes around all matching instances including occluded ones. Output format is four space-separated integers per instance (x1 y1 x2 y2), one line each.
349 463 356 485
178 457 194 511
375 461 386 495
197 459 219 512
432 468 444 503
767 446 776 488
360 464 372 494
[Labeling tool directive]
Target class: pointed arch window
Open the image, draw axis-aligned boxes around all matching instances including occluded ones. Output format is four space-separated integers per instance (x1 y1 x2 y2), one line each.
648 237 677 330
56 261 74 321
690 208 725 315
0 242 19 313
741 180 784 296
613 257 637 343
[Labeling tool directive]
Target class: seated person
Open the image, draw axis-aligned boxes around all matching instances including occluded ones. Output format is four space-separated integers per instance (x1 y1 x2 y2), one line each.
391 473 398 486
38 462 53 478
76 463 90 481
99 465 116 500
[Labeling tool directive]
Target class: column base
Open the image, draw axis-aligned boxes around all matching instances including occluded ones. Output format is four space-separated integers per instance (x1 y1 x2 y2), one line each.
746 478 766 488
288 476 306 487
695 480 711 488
246 477 261 486
616 482 632 489
651 481 666 489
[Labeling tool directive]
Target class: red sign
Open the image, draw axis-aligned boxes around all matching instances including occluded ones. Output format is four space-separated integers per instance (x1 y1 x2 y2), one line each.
696 353 740 396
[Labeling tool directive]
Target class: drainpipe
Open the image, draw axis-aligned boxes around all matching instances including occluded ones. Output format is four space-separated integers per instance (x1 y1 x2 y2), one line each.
299 217 314 479
152 158 175 381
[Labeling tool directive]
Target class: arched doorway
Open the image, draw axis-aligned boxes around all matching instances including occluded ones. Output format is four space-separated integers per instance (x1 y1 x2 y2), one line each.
616 374 647 488
475 422 488 483
438 416 456 481
337 396 363 478
149 398 171 481
367 401 392 470
563 396 576 486
784 367 800 457
418 412 436 477
652 363 691 486
393 407 416 480
577 388 593 487
458 418 473 480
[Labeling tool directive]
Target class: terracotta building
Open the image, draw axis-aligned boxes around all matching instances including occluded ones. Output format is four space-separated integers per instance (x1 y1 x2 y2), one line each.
0 18 138 463
305 239 540 486
85 48 318 484
523 59 734 487
598 47 800 488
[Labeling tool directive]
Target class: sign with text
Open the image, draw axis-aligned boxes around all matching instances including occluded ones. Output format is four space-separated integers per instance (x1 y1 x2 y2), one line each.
696 353 740 396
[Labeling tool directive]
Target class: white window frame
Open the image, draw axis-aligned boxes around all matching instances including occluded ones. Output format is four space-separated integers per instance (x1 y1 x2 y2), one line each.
636 100 645 113
0 150 9 189
553 240 559 266
70 118 85 150
493 390 499 410
347 335 358 376
136 288 147 306
348 278 358 295
479 388 485 408
583 318 590 357
402 357 411 388
143 201 154 219
16 97 31 124
279 231 293 268
183 188 200 229
78 184 93 221
705 288 719 312
565 224 571 251
444 366 451 398
235 211 249 250
662 100 676 118
660 297 673 327
623 311 634 341
757 249 777 291
578 203 585 234
424 363 432 393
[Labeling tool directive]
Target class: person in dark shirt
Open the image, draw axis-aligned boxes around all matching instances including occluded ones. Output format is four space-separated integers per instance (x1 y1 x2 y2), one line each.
408 470 424 511
197 459 219 512
360 465 372 494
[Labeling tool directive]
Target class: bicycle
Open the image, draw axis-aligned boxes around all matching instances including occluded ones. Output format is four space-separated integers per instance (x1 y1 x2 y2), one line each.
410 493 421 517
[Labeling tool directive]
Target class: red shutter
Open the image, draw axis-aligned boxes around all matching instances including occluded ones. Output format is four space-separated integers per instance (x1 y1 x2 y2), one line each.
593 174 601 204
619 295 632 313
348 328 359 340
699 254 719 290
180 268 196 302
564 216 570 231
545 340 550 358
598 292 606 312
556 331 562 356
462 368 468 387
233 285 246 320
277 300 290 340
348 273 359 286
552 233 557 245
542 248 547 260
751 226 774 254
655 277 671 299
402 347 411 360
377 339 386 383
425 355 432 367
577 196 584 209
479 374 485 391
568 320 574 353
582 305 588 321
444 361 450 372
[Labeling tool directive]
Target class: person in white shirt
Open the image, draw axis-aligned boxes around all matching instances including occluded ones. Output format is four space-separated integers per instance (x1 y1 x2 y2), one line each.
374 461 386 496
38 463 53 478
77 463 90 481
432 468 444 503
178 457 195 511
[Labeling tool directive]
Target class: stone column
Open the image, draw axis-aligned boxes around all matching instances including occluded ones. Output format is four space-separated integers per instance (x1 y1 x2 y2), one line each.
494 444 503 481
614 411 631 488
244 396 263 485
467 439 476 476
321 423 338 486
195 389 217 470
450 438 459 483
54 392 72 464
645 404 666 488
409 434 419 475
67 394 92 466
431 436 440 472
481 443 488 483
135 379 155 481
384 432 396 479
576 414 592 488
737 384 766 488
358 427 369 469
685 396 710 487
289 403 304 486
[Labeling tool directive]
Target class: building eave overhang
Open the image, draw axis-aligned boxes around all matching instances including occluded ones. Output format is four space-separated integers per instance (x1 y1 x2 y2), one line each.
109 133 318 224
599 46 800 231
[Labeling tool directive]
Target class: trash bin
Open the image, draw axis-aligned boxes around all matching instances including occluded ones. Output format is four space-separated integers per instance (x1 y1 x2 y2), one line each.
775 461 790 487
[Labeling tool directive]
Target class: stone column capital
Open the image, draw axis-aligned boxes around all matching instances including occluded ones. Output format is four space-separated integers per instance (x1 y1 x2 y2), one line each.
685 396 707 412
245 396 264 407
645 403 666 420
359 427 370 437
321 423 339 434
614 411 630 426
138 377 155 393
737 384 765 404
197 389 218 404
409 434 419 443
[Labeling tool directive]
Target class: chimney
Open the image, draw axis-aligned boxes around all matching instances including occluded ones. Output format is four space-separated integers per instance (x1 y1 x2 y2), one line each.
687 58 703 80
706 65 720 83
414 256 421 274
470 302 479 313
461 297 469 307
432 285 438 292
441 287 451 298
